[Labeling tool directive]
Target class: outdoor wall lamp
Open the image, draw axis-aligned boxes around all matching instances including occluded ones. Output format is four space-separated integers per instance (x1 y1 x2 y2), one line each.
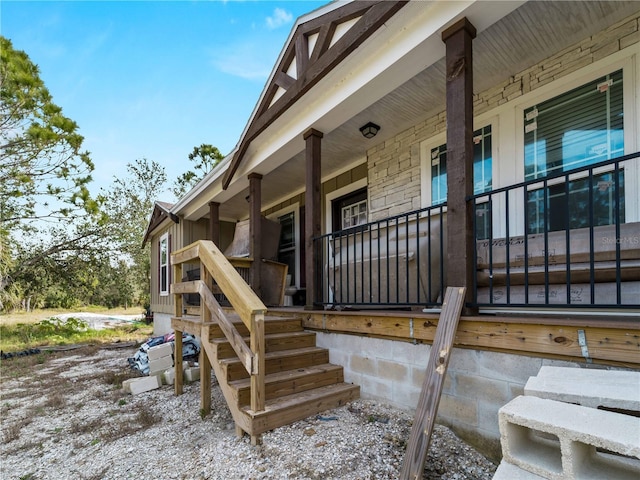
359 122 380 139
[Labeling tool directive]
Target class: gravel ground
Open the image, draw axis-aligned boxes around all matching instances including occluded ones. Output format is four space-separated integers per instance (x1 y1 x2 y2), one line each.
0 345 497 480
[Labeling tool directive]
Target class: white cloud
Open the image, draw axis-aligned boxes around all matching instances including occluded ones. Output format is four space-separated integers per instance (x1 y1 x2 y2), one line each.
265 7 292 30
210 41 275 80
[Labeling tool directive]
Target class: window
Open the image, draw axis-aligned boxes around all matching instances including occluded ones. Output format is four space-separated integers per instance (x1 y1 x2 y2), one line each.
159 233 169 296
524 70 624 233
342 199 367 229
332 188 367 231
269 204 301 288
431 126 493 238
430 125 493 204
277 211 297 286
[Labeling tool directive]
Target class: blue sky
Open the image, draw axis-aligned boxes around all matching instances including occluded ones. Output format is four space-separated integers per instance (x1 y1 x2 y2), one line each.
2 0 328 201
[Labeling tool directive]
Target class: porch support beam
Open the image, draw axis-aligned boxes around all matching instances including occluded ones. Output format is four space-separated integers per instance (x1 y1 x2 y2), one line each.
249 173 263 298
304 128 323 309
442 18 477 311
208 201 220 246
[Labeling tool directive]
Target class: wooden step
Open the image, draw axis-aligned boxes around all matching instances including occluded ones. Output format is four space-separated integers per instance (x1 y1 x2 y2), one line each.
220 346 330 381
208 315 303 339
229 363 345 407
213 331 317 359
171 316 214 336
245 383 360 436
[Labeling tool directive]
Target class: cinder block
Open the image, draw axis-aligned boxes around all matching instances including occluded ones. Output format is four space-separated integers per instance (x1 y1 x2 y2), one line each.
524 366 640 412
122 378 136 393
377 359 408 382
163 368 175 385
150 370 164 384
499 395 640 479
129 375 162 395
149 355 174 376
492 460 546 479
185 367 200 383
148 342 173 361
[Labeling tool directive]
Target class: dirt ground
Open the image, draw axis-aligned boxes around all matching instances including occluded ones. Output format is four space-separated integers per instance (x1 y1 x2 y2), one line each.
0 344 498 480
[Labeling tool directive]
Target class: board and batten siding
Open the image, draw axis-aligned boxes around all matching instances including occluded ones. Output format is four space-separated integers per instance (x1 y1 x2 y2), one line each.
150 218 210 315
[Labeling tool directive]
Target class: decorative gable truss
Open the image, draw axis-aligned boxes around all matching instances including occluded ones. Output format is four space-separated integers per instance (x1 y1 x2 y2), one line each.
222 0 408 189
142 202 179 246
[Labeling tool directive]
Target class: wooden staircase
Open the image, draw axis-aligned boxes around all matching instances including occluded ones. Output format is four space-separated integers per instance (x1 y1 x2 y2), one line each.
170 240 359 444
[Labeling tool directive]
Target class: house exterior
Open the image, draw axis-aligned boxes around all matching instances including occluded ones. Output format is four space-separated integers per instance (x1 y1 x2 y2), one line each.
144 0 640 458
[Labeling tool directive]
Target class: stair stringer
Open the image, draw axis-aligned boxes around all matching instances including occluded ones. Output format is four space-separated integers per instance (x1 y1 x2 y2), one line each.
200 324 253 435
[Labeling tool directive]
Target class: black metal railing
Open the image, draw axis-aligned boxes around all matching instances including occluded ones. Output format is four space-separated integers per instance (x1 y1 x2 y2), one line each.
314 204 446 308
471 151 639 309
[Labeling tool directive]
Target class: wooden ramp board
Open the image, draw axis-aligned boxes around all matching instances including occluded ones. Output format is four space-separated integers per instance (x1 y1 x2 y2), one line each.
399 286 466 480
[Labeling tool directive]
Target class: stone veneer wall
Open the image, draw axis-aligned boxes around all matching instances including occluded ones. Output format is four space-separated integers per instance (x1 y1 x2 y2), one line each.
367 13 639 220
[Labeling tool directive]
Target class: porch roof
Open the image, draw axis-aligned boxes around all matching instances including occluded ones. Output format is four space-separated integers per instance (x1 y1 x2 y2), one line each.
170 0 639 223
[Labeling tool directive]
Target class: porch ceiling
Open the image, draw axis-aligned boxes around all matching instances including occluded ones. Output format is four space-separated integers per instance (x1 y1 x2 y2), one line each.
216 0 639 221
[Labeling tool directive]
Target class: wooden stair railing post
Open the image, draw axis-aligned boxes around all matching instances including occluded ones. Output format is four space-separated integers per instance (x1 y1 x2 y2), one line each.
199 325 212 415
250 311 266 445
200 261 212 415
400 287 466 479
173 261 184 396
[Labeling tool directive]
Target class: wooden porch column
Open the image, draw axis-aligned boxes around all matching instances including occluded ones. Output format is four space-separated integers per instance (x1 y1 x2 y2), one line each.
208 201 220 246
442 18 477 311
304 128 323 309
248 173 263 298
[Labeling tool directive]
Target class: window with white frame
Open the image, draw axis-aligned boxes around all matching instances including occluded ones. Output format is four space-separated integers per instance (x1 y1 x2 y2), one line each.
430 125 493 238
342 199 367 229
332 187 367 231
524 70 624 233
159 233 169 296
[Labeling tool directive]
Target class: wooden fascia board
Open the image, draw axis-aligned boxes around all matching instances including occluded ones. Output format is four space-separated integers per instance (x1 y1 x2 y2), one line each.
142 204 179 246
221 0 408 190
295 311 640 368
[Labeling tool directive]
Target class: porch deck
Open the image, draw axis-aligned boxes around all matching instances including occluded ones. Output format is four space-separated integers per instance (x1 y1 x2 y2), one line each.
268 306 640 368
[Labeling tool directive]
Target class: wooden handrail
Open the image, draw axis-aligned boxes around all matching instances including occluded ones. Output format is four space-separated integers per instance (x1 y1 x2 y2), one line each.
197 281 256 374
171 240 266 413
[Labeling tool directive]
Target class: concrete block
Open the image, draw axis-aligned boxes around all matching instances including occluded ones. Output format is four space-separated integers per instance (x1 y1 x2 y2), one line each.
499 395 640 479
149 355 173 376
129 375 162 395
122 378 136 394
148 342 173 361
183 360 197 371
437 393 478 426
492 460 546 479
524 366 640 413
163 368 175 385
359 375 392 403
350 354 378 376
390 383 421 409
377 359 408 382
477 350 542 383
455 373 510 406
185 367 200 382
150 370 164 384
391 341 429 365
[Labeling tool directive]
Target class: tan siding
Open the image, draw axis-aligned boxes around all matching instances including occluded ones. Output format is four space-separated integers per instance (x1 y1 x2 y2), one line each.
149 220 182 314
